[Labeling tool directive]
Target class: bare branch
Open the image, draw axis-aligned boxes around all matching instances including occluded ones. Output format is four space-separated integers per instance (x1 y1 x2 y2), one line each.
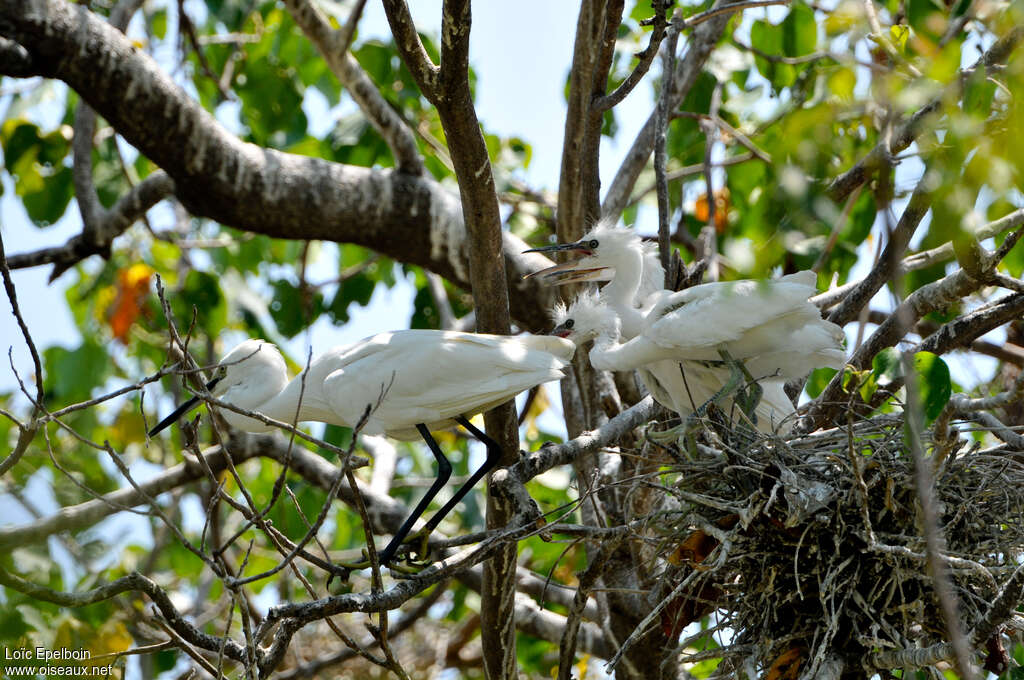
655 25 680 276
281 0 423 175
593 1 671 112
813 208 1024 311
7 171 174 280
0 435 377 549
827 171 931 327
0 568 252 668
603 0 743 219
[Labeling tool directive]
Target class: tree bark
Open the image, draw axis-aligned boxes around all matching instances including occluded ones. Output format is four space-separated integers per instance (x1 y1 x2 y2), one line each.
0 0 559 332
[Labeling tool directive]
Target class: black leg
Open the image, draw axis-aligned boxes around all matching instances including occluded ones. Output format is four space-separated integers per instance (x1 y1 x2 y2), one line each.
419 415 504 535
377 423 452 565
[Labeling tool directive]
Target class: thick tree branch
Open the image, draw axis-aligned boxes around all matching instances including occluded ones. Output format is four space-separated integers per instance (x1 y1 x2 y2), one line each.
558 1 602 236
383 2 521 675
0 35 34 75
0 0 560 330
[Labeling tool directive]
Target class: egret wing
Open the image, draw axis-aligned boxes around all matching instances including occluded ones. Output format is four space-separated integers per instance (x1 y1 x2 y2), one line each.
644 276 822 354
321 331 572 438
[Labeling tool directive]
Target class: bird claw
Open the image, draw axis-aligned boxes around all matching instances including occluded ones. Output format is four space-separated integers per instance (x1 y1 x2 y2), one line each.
646 417 702 458
400 527 435 564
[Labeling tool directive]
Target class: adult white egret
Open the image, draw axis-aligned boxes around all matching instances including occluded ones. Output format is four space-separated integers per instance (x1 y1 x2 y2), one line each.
149 333 575 565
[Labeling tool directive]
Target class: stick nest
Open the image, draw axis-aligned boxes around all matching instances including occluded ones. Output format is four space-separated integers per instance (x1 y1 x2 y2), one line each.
650 411 1024 678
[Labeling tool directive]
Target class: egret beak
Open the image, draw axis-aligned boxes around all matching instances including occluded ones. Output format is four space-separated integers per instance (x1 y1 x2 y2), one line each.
523 259 610 284
148 376 222 436
523 240 608 283
549 321 574 339
523 241 593 255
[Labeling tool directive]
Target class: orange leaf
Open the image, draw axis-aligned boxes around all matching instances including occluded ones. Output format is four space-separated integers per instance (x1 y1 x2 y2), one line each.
693 187 731 233
107 264 154 343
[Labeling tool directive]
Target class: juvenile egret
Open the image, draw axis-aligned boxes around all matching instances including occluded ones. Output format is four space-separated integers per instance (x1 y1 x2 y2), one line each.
149 333 575 565
526 221 660 338
527 224 845 373
550 291 801 432
528 223 845 430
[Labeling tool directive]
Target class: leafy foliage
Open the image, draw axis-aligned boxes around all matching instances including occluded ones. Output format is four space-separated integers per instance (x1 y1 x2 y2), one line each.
2 0 1024 676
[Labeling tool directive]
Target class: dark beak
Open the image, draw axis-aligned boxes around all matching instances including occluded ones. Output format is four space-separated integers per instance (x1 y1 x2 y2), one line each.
549 322 574 339
523 241 605 283
148 376 221 436
523 241 591 255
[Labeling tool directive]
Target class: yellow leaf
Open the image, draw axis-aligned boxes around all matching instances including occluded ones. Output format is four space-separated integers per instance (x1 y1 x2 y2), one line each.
828 67 856 102
889 25 910 51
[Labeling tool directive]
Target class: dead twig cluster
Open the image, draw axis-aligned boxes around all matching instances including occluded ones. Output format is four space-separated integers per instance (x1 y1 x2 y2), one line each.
634 409 1024 678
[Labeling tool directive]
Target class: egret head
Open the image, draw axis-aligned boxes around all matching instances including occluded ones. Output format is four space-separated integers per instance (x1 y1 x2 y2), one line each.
523 221 646 285
550 290 621 344
149 339 289 436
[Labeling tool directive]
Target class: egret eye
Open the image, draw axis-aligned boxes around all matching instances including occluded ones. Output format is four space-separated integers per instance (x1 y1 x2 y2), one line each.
215 366 228 379
588 239 599 249
565 319 575 329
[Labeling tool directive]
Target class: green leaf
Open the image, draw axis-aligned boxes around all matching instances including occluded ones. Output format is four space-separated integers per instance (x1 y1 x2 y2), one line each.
871 347 902 383
750 20 795 88
151 8 167 39
907 0 945 41
1 119 73 226
173 270 227 336
43 340 109 404
1 119 45 168
410 284 440 329
804 367 838 398
782 3 816 57
269 279 323 337
962 67 997 117
21 165 73 226
326 272 376 325
912 351 951 422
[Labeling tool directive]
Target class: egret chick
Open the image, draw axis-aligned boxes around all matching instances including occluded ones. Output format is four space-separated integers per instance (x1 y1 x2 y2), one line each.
149 333 575 566
550 291 798 432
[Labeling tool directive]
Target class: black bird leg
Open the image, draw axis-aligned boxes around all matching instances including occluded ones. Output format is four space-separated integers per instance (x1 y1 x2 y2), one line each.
419 415 504 536
377 423 452 565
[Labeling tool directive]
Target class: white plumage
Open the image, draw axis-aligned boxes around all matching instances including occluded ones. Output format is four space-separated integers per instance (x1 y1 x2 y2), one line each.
193 334 574 440
150 332 575 563
529 223 846 432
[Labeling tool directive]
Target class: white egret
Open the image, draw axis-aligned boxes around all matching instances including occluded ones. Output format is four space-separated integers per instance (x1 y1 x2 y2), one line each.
149 333 575 565
525 221 659 338
550 290 802 432
527 223 845 431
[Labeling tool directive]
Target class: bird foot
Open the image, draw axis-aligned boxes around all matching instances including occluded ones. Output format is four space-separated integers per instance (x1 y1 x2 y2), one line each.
647 415 704 458
398 527 435 564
